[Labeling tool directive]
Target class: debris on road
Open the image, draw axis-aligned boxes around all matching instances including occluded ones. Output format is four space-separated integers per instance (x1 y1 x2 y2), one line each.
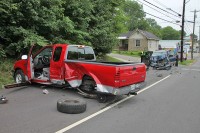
42 89 49 94
157 74 163 77
77 88 97 99
3 82 28 89
57 98 87 114
0 95 8 104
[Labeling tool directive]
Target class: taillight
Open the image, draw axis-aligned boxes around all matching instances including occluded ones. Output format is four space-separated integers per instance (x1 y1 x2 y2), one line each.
114 69 120 87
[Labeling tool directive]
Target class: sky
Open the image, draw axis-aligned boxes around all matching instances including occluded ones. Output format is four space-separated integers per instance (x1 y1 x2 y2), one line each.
141 0 200 37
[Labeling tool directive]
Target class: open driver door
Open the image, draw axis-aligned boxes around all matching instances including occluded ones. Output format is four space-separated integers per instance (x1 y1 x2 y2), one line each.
26 45 35 82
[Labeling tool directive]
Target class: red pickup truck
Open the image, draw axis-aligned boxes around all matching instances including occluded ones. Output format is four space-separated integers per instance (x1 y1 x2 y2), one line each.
13 44 146 102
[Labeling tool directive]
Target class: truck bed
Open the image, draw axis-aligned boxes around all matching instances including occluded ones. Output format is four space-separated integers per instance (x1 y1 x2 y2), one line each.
65 60 146 88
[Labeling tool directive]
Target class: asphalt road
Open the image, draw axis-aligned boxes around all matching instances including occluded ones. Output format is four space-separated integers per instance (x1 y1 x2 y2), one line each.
0 58 200 133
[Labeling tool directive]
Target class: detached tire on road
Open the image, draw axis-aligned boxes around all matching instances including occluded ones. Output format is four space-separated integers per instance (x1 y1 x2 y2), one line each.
57 99 86 114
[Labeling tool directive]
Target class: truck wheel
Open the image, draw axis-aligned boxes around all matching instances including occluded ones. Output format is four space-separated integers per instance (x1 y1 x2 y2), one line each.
80 76 96 93
14 70 26 83
57 99 87 114
97 94 108 103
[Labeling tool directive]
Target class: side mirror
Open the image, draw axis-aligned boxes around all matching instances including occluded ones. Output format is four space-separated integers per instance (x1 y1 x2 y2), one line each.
21 55 28 60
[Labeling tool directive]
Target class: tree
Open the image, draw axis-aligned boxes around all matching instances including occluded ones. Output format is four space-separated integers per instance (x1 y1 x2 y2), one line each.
86 0 123 54
123 0 146 31
0 0 125 57
161 26 180 40
62 0 93 45
0 0 74 57
113 2 129 35
146 18 162 38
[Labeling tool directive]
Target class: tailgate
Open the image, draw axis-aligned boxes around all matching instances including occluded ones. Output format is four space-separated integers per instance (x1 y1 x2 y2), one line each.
118 64 146 87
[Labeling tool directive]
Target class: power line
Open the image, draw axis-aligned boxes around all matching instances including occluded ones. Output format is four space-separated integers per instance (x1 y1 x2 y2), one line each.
137 0 180 22
124 1 182 27
185 23 192 34
152 0 181 16
185 23 192 33
144 12 181 26
185 0 191 4
142 0 181 18
152 0 167 8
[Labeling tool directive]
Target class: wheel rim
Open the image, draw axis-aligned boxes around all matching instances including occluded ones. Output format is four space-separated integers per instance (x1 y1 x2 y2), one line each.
97 95 107 103
15 74 22 83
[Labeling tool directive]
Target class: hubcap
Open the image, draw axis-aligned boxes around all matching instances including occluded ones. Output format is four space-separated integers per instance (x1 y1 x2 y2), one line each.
16 74 22 83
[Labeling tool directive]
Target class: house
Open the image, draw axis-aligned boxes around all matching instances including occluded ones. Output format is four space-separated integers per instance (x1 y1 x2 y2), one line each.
118 29 160 51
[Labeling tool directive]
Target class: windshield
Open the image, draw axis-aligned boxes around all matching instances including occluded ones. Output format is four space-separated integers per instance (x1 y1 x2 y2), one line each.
66 46 96 60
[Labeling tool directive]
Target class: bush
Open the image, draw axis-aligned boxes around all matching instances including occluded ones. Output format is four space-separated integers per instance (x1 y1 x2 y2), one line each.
0 59 15 89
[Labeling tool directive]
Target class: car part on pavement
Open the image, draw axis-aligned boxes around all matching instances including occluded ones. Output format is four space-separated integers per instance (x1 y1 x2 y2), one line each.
42 89 49 94
2 82 29 89
57 98 86 114
0 96 8 104
77 88 97 99
97 94 108 103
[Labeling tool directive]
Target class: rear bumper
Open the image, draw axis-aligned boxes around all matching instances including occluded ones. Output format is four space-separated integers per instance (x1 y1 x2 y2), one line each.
95 82 146 95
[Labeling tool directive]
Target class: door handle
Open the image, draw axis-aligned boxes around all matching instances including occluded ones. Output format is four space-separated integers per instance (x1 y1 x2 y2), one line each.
133 67 137 71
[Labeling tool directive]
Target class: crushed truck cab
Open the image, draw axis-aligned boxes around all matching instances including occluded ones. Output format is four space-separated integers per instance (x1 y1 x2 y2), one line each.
13 44 146 102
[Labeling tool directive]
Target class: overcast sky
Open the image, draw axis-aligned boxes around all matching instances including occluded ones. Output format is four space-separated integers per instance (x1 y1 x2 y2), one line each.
141 0 200 36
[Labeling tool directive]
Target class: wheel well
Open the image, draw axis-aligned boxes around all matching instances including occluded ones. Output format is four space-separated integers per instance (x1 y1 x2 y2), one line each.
82 75 96 86
14 68 22 75
80 75 96 91
82 75 94 81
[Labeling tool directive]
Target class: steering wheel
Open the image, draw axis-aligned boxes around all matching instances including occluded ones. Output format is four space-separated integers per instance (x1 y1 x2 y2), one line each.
42 55 50 64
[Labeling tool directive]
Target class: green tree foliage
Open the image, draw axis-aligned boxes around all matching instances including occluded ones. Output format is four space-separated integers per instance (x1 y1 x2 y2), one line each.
88 0 123 54
0 0 73 57
123 0 146 31
0 0 123 57
113 2 129 35
0 0 184 59
146 18 162 38
161 26 180 40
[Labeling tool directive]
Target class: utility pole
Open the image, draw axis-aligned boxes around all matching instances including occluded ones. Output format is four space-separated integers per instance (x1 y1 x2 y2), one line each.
199 26 200 53
180 0 186 62
191 10 200 59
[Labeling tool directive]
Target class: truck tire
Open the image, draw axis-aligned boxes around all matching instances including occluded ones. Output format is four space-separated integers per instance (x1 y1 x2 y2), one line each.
57 99 87 114
14 69 26 83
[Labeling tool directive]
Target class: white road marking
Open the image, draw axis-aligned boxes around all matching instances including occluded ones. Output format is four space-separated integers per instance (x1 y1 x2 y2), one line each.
55 75 171 133
137 75 171 94
181 68 200 72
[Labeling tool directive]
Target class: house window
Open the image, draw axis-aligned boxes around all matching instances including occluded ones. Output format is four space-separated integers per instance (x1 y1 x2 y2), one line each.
136 40 140 47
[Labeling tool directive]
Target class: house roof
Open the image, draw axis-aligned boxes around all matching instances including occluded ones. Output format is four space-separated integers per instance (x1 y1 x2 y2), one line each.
118 29 160 40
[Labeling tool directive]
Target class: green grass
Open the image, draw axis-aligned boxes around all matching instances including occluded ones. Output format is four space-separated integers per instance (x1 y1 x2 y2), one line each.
179 59 195 66
0 59 15 89
104 55 123 62
112 50 141 57
97 55 123 62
